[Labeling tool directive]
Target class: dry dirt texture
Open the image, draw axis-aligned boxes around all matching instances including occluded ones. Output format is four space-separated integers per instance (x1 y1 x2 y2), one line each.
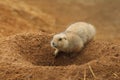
0 0 120 80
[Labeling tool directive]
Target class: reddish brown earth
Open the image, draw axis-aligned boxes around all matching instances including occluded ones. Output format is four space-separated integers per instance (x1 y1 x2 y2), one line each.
0 0 119 80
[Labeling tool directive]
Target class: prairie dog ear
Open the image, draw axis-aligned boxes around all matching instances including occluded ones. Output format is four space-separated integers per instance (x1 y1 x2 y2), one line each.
63 34 67 40
64 37 67 40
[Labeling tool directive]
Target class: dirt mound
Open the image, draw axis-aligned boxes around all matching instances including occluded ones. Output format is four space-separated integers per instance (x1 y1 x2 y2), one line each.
0 32 119 80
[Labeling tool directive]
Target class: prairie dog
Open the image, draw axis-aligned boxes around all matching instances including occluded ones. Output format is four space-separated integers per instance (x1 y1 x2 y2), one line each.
51 22 96 56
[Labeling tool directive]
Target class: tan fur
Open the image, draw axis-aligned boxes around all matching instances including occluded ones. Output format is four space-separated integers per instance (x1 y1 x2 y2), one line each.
51 22 96 56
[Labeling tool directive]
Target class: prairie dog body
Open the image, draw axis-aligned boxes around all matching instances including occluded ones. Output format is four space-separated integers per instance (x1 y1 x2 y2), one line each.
51 22 96 56
66 22 96 43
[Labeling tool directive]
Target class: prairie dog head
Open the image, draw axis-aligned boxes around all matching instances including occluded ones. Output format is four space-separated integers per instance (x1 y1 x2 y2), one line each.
51 33 69 50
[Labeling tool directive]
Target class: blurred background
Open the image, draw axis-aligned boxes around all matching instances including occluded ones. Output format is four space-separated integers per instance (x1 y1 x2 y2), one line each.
0 0 120 41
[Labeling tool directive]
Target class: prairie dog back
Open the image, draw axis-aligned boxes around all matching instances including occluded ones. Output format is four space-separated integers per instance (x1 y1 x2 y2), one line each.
65 22 96 43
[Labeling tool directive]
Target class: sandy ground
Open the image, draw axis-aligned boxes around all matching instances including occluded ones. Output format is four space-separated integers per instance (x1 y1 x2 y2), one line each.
0 0 119 80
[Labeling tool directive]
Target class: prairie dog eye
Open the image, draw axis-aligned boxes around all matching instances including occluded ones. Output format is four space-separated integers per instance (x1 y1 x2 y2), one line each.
58 38 62 41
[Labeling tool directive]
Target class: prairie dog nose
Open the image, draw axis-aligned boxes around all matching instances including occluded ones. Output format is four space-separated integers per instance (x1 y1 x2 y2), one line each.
52 42 57 48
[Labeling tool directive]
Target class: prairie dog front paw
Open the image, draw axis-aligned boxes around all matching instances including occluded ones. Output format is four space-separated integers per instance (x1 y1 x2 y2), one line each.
53 49 59 56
